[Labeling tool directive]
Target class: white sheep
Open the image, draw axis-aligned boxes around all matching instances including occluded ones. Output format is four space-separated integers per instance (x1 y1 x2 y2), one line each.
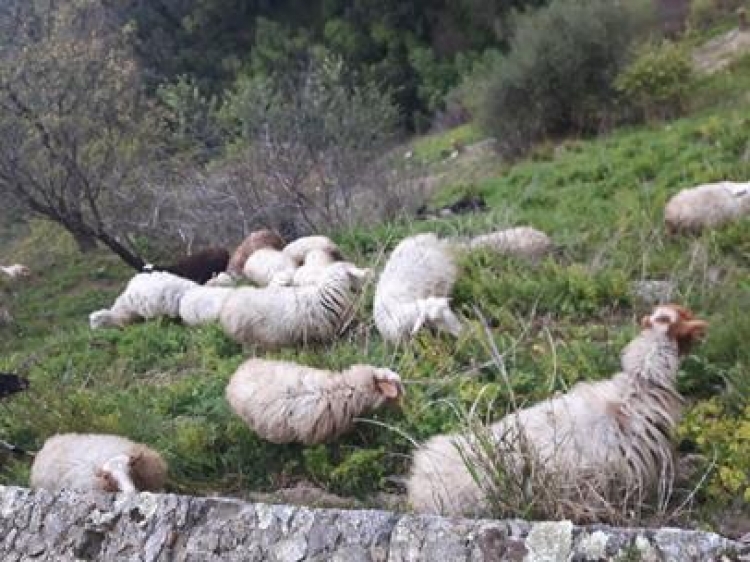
226 358 404 445
664 181 750 233
374 233 462 343
242 247 298 287
407 304 708 521
219 262 369 349
178 286 234 326
278 249 370 288
227 229 286 276
30 433 167 493
467 226 553 260
282 235 342 265
89 271 198 329
0 264 31 279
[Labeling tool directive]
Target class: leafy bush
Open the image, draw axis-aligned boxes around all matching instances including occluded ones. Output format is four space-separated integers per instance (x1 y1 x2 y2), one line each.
615 41 693 122
479 0 654 157
680 399 750 506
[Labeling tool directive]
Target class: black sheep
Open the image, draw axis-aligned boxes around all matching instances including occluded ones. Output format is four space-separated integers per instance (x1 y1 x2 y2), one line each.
144 247 230 285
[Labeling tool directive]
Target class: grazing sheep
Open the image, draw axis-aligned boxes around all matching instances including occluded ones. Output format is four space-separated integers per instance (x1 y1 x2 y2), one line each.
407 304 708 520
227 229 285 276
374 233 462 343
226 358 404 445
664 181 750 233
219 262 369 349
0 264 30 279
179 286 234 326
283 235 342 265
30 433 167 493
0 373 29 399
144 247 229 285
242 247 298 287
467 226 553 260
89 271 198 329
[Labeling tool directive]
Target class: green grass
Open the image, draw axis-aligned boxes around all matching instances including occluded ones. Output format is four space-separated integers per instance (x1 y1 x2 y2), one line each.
2 47 750 528
408 123 483 164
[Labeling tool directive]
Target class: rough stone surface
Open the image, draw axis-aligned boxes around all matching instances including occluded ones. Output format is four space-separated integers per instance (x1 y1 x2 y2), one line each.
1 485 748 561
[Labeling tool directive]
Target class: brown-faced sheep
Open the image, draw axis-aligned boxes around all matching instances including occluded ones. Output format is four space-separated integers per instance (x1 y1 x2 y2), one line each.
226 358 404 445
407 304 708 521
30 433 167 493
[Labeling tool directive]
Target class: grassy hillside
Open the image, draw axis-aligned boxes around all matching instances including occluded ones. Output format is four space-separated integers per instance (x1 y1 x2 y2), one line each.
3 56 750 530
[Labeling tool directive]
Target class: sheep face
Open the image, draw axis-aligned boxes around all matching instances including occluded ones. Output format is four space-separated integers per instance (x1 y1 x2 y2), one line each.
89 310 119 330
412 297 462 337
5 264 31 278
371 367 405 403
96 454 136 493
640 304 708 355
127 446 168 491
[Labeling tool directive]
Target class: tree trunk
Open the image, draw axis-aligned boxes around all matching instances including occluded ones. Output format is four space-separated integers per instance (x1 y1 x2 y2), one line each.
72 229 99 253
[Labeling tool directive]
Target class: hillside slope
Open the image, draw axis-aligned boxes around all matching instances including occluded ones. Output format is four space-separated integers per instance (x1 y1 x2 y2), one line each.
3 58 750 534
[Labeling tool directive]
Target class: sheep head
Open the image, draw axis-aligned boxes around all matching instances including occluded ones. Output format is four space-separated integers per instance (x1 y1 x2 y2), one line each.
412 297 462 337
372 367 404 401
640 304 708 355
5 264 31 278
89 309 120 330
96 454 136 493
127 445 168 492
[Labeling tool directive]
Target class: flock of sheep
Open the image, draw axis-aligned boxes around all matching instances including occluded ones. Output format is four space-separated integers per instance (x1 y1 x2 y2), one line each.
2 178 748 522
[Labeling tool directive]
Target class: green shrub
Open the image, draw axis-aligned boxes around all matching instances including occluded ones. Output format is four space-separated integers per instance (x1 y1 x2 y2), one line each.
615 41 693 122
478 0 654 157
680 399 750 506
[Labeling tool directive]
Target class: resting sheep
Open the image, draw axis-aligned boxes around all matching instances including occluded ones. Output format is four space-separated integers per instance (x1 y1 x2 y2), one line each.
30 433 167 493
467 226 553 260
227 229 285 276
374 233 462 343
242 248 298 287
89 271 198 329
0 264 30 279
144 247 229 285
226 359 404 445
407 304 707 521
179 286 234 326
282 235 342 265
219 262 369 349
664 181 750 233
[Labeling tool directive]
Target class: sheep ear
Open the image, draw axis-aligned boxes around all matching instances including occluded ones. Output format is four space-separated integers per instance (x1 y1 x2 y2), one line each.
678 319 708 340
376 380 401 398
347 267 371 281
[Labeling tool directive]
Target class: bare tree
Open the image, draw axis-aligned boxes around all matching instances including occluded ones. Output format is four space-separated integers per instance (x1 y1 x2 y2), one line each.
0 0 165 269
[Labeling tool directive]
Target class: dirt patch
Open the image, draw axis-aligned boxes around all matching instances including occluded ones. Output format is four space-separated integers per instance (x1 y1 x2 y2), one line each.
693 27 750 74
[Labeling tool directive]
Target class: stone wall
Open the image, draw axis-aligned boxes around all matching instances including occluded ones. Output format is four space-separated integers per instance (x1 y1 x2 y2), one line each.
0 485 747 561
